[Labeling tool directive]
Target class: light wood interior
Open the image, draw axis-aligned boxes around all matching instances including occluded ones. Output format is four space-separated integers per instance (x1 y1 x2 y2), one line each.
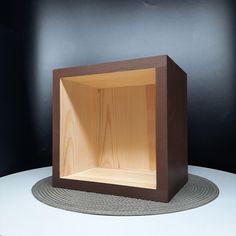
60 68 157 189
62 68 155 88
64 168 156 189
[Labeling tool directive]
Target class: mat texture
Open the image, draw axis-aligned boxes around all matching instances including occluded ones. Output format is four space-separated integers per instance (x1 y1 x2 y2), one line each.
32 174 219 216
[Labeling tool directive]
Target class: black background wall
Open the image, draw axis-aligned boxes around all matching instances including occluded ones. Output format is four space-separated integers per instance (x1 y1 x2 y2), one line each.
0 0 235 176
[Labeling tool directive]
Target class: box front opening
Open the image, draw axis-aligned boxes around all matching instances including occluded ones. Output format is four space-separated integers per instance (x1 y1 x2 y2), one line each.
59 68 157 189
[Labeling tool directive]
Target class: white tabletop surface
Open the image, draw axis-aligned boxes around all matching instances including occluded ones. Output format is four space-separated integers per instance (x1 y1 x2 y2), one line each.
0 165 235 236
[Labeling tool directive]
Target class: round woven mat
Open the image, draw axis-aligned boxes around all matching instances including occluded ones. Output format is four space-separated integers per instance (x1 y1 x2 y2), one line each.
32 174 219 216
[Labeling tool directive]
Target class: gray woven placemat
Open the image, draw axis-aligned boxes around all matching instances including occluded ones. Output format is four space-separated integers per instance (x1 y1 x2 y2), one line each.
32 174 219 216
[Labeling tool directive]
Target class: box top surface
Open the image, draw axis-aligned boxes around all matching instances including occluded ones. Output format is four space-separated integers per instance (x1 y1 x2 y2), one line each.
53 55 186 78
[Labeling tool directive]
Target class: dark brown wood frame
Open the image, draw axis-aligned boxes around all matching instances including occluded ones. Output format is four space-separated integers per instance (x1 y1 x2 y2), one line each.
52 55 188 202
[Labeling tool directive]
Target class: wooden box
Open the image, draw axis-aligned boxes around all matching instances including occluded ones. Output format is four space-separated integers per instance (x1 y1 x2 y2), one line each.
52 55 188 202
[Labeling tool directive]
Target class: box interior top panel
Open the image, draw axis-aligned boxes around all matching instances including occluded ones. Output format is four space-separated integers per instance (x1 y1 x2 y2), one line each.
59 68 157 189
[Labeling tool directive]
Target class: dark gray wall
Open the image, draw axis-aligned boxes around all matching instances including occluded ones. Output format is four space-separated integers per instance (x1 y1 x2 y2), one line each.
0 0 236 176
0 24 36 175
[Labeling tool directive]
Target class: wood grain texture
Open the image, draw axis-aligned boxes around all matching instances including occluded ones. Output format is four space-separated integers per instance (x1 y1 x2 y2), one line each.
63 68 155 88
63 167 156 189
60 80 99 177
59 74 156 188
97 85 156 171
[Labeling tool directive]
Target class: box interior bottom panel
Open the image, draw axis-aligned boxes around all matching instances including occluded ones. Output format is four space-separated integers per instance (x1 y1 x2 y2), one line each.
62 168 156 189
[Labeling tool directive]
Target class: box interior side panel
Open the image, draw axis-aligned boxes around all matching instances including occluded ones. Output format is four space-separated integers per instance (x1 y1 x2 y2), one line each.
60 80 99 177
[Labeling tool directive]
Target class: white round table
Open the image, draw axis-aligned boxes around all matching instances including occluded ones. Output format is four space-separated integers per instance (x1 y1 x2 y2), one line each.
0 166 235 236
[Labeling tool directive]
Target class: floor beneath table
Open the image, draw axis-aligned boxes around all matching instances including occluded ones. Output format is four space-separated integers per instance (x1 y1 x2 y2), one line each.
62 167 156 189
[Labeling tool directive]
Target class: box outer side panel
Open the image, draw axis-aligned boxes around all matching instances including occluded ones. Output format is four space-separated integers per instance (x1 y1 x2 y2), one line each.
167 56 188 201
52 72 60 181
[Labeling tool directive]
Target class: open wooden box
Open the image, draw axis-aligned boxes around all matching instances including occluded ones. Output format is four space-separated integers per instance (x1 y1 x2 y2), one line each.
53 55 188 202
